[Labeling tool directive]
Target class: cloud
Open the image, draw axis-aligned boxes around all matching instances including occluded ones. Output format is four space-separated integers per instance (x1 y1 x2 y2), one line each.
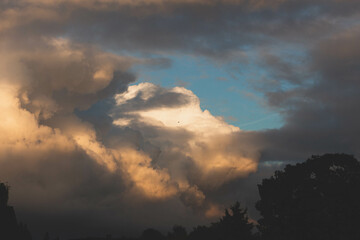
113 83 259 189
0 33 189 236
2 0 359 60
248 25 360 162
0 37 259 237
1 0 360 238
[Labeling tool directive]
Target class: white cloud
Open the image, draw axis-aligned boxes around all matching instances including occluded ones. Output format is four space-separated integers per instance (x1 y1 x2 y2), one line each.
113 83 259 190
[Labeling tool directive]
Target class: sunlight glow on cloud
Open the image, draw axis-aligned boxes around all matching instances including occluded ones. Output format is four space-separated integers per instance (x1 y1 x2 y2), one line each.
2 0 358 235
115 83 239 134
0 83 74 156
113 83 259 190
0 37 259 217
113 148 179 199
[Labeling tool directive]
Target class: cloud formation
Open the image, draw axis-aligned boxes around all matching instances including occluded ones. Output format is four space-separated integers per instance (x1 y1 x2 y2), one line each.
255 26 360 162
0 43 258 237
0 0 360 238
0 5 260 237
113 83 258 189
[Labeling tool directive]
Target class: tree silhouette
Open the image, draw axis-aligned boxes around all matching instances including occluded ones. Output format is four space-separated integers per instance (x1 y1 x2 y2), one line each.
141 228 165 240
212 202 254 240
0 182 9 207
256 153 360 240
188 225 211 240
43 232 50 240
168 225 187 240
0 182 32 240
189 202 254 240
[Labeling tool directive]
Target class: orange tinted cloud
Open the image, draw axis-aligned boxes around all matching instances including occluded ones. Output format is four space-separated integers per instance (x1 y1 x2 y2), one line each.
113 83 259 197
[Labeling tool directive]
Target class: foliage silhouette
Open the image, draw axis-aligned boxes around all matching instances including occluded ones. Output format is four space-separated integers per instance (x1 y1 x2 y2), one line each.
0 182 9 207
167 225 187 240
141 228 165 240
43 232 50 240
0 182 32 240
256 153 360 240
211 202 254 240
189 202 254 240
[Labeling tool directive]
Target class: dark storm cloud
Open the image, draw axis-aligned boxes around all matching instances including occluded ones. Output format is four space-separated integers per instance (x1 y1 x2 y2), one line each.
58 0 360 57
252 26 360 162
1 0 359 58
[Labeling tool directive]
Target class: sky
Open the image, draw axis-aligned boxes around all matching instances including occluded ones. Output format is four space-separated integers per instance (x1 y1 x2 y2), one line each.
0 0 360 238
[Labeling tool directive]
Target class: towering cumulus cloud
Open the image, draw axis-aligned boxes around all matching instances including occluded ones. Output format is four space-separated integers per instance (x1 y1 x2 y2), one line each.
113 83 258 189
111 83 258 213
0 39 256 236
0 1 262 237
1 0 360 238
0 42 258 207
